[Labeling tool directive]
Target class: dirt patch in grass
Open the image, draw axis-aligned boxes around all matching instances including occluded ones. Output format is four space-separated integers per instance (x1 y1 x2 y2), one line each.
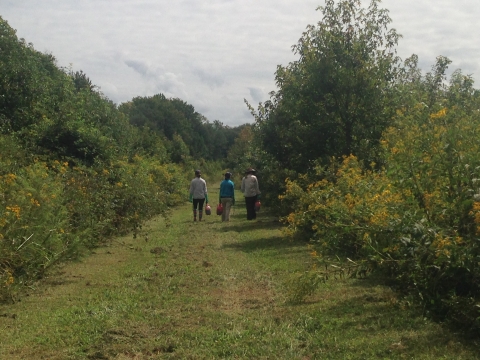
209 279 276 314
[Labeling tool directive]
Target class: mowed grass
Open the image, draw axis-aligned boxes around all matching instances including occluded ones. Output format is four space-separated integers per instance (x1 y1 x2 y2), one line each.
1 186 479 359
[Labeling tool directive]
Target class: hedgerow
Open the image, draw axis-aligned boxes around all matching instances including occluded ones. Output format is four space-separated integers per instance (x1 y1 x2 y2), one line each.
282 102 480 333
0 156 187 302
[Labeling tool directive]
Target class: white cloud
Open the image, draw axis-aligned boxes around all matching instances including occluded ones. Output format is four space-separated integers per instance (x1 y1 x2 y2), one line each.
1 0 480 125
383 0 480 79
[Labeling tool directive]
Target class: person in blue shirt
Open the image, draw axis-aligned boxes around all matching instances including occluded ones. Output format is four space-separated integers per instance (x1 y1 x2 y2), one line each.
219 172 235 222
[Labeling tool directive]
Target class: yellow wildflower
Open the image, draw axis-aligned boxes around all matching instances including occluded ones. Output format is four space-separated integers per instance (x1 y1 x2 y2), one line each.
6 205 21 219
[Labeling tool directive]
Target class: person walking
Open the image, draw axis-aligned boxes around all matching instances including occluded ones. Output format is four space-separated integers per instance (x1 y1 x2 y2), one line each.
219 172 235 222
241 167 261 220
189 169 209 222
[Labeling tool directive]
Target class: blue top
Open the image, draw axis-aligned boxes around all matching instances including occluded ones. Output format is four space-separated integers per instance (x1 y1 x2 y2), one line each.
219 179 235 199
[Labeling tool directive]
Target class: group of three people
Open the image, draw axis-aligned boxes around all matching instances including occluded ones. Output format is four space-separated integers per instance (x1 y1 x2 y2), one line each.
188 168 260 222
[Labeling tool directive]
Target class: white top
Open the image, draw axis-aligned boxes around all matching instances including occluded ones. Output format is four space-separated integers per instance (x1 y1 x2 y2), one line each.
189 177 208 199
241 174 261 197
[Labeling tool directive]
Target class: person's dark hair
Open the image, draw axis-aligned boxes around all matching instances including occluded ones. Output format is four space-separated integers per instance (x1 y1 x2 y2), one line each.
224 172 231 179
195 169 201 177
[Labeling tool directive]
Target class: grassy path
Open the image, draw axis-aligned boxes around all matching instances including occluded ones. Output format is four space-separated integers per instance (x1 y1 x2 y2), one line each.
1 186 479 359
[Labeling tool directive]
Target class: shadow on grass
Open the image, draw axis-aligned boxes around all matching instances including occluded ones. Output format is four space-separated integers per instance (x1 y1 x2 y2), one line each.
298 286 480 357
216 208 283 230
221 235 307 254
219 219 282 232
346 273 480 343
286 272 480 355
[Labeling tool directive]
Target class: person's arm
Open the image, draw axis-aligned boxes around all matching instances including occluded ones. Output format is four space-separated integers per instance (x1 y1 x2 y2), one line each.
232 181 235 205
241 177 245 194
254 177 261 195
219 181 222 203
204 181 209 203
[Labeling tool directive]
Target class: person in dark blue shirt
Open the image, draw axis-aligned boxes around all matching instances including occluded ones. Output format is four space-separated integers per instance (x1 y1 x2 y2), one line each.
219 172 235 221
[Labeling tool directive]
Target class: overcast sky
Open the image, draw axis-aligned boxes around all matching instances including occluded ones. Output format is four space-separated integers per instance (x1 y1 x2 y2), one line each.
1 0 479 126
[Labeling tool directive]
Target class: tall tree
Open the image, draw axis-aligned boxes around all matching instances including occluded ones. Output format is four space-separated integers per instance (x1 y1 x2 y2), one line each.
250 0 401 173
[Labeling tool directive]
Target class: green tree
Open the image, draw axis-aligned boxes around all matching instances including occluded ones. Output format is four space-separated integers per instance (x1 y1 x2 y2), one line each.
70 70 95 92
119 94 243 162
169 133 190 163
250 0 401 173
225 125 255 173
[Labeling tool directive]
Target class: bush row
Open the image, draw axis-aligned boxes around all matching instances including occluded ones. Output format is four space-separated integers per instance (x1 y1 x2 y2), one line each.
0 154 187 301
282 104 480 333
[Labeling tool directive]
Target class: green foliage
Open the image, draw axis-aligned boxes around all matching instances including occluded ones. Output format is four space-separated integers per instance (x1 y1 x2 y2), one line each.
225 124 263 186
70 70 95 92
246 0 402 212
0 18 63 133
0 156 188 301
282 59 480 333
183 160 224 186
169 133 191 163
0 162 73 301
286 271 322 304
0 16 195 300
250 0 400 173
119 95 242 162
282 155 417 255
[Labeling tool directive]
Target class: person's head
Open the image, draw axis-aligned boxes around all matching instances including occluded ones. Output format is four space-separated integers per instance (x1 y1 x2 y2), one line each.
224 172 231 180
195 169 201 177
245 167 255 175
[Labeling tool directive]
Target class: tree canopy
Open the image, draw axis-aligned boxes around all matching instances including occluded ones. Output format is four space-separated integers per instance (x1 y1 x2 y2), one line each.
119 95 242 162
250 0 401 173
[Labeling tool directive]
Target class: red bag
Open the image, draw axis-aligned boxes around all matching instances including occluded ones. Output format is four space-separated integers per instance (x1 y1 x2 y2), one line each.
255 200 261 212
216 203 223 215
205 204 211 215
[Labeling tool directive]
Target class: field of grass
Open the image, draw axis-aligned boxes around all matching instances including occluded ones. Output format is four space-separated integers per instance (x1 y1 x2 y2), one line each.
1 185 479 359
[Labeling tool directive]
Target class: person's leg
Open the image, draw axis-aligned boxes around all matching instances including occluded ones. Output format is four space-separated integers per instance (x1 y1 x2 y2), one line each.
245 196 256 220
251 195 258 219
244 197 249 219
244 197 251 220
223 198 233 221
193 199 199 221
198 198 205 221
221 198 227 221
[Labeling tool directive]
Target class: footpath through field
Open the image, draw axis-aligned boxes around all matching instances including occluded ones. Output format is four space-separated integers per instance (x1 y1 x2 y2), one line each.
1 185 479 359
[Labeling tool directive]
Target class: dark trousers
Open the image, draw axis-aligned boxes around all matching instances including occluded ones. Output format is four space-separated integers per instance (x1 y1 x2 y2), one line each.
245 195 258 220
193 198 205 210
192 198 205 221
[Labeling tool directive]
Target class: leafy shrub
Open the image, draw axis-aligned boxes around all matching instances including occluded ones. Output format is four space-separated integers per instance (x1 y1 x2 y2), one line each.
281 155 418 257
0 162 73 301
283 151 480 332
0 157 187 301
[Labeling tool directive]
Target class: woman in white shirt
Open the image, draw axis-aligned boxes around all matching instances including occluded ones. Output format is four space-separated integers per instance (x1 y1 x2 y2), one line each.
241 168 261 220
189 169 209 221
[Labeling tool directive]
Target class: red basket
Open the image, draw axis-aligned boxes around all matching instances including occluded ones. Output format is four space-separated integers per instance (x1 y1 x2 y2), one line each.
216 203 223 215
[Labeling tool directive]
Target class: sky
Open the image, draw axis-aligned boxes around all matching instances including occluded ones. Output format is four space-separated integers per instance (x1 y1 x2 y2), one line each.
1 0 479 126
